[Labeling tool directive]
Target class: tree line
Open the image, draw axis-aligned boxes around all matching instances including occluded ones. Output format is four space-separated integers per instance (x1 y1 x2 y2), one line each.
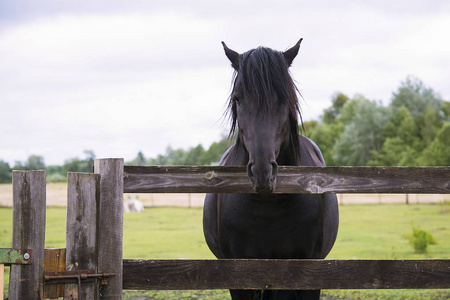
303 76 449 166
128 138 232 167
0 76 448 183
0 150 97 183
0 140 233 183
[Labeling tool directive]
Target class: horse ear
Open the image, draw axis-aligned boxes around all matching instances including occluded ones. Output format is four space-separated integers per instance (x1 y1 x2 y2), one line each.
283 38 303 67
222 41 240 70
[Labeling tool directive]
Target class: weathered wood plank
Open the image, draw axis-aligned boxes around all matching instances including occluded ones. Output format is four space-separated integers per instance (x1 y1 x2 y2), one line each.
123 259 450 290
124 166 450 194
43 248 66 298
9 170 46 299
65 173 100 299
94 159 124 299
0 264 3 300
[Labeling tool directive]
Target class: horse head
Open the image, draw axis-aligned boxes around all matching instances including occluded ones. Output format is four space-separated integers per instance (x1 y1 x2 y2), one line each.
223 40 303 193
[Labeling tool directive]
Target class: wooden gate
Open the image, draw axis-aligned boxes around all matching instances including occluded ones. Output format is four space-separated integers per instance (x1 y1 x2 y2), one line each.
3 159 449 299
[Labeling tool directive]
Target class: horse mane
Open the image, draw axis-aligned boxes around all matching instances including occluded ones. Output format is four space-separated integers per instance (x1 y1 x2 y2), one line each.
226 46 303 164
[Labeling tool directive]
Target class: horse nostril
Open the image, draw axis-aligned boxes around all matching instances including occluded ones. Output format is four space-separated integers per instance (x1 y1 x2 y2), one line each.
270 161 278 180
247 161 278 192
247 162 255 178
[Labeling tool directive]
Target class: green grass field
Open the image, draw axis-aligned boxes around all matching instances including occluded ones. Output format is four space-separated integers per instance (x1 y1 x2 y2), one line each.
1 203 449 299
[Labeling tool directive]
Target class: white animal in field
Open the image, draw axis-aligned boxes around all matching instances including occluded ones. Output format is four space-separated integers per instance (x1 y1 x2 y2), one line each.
124 195 145 213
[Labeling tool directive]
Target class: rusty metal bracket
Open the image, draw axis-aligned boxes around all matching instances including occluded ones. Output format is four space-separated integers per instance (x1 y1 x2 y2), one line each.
0 247 32 265
44 270 115 300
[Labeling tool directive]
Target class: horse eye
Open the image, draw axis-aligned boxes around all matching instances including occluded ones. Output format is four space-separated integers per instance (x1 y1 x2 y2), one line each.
233 96 240 105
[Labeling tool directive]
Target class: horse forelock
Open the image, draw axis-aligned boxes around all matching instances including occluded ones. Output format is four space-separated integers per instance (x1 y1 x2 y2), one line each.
226 46 302 163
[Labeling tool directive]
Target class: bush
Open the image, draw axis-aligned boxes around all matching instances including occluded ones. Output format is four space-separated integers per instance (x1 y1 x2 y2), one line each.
408 227 437 254
46 173 67 183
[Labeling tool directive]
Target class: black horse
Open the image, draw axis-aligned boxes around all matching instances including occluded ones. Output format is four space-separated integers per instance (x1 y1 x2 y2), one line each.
203 40 339 300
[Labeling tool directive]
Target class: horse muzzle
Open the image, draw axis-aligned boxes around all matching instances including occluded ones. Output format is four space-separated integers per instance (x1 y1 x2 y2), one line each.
247 160 278 193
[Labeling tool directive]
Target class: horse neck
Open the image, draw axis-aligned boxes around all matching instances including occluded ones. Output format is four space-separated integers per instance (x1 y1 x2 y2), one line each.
228 133 298 167
276 134 299 166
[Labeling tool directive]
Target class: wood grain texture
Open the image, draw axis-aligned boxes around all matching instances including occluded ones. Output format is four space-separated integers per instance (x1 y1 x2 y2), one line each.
124 166 450 194
10 170 46 299
94 159 124 299
0 264 3 300
123 259 450 290
43 248 66 298
65 173 100 299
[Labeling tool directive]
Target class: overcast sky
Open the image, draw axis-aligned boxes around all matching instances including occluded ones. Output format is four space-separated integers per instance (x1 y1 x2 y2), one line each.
1 0 449 166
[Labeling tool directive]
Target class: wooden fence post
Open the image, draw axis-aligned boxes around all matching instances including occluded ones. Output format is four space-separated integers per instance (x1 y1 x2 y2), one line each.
65 172 100 299
9 170 46 299
94 159 124 299
0 263 4 300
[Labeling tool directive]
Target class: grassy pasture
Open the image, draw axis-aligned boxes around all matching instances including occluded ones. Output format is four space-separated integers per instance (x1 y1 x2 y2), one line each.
1 203 449 299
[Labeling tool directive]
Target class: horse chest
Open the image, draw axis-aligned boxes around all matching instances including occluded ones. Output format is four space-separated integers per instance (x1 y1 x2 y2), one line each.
218 194 321 258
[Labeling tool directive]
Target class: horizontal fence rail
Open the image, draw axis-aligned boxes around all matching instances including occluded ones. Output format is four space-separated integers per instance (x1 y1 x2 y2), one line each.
6 164 450 298
121 165 450 291
124 166 450 194
122 259 450 290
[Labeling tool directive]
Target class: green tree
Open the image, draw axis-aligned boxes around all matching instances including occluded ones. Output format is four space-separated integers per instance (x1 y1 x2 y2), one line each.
148 146 187 165
417 106 443 144
26 155 46 170
369 106 420 166
0 160 12 183
390 76 443 119
123 77 447 168
130 151 147 166
368 137 417 166
13 161 25 170
332 96 389 166
13 155 46 170
322 92 349 124
83 150 96 172
201 137 232 165
383 106 418 144
442 101 450 120
417 123 450 166
62 150 96 174
149 154 168 166
305 122 343 166
302 94 350 166
301 120 318 134
62 157 87 174
46 165 65 182
373 77 449 166
165 147 187 165
143 137 233 166
183 144 206 165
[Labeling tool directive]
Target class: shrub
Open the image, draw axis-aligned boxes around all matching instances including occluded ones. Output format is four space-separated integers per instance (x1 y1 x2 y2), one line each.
408 227 437 254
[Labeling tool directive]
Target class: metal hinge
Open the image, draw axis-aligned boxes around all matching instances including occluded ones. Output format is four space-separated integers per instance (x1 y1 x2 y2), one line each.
0 248 32 265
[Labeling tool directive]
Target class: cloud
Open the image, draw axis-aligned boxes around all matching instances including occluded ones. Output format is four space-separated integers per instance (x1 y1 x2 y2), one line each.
0 1 449 166
0 12 231 164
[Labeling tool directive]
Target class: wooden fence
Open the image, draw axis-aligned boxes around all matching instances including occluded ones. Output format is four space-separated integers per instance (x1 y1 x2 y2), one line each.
2 158 449 299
